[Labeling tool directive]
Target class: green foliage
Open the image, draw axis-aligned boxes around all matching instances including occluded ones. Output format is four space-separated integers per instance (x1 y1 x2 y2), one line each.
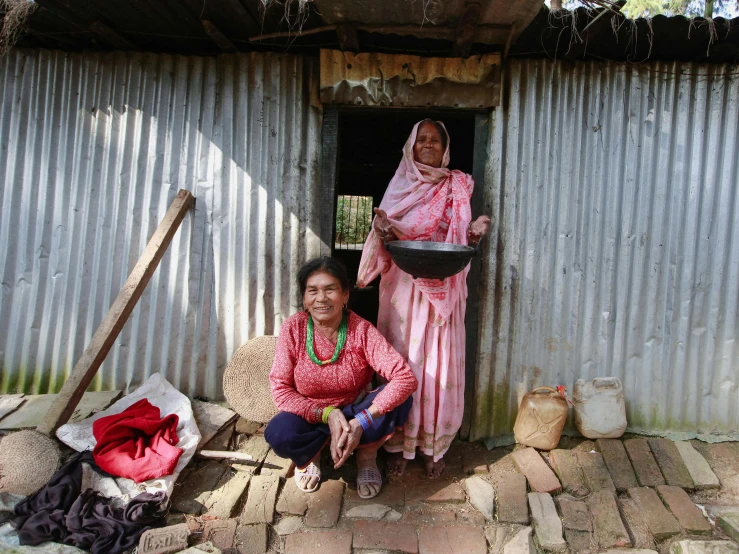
335 195 374 246
559 0 737 18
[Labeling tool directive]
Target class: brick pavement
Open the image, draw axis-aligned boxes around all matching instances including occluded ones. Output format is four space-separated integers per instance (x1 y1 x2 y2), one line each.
168 425 738 554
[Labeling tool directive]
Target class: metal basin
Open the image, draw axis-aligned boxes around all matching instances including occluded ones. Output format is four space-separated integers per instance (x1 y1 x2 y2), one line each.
385 240 476 280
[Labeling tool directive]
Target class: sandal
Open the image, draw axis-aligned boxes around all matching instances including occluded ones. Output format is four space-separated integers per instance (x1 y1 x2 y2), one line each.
294 461 321 493
357 466 383 499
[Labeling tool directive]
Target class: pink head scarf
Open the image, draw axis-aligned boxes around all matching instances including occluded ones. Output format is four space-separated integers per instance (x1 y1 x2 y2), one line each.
357 119 474 323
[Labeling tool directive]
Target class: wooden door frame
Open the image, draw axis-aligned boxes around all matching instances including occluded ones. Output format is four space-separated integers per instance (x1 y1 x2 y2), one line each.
318 108 491 440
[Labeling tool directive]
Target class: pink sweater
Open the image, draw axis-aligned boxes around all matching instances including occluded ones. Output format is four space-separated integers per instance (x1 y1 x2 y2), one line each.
270 311 418 423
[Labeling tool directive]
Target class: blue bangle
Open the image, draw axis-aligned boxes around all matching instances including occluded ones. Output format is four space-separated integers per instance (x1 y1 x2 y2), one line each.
364 409 375 427
355 411 371 431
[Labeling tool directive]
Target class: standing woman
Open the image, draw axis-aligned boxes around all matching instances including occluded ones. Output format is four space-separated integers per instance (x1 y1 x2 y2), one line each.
356 119 490 478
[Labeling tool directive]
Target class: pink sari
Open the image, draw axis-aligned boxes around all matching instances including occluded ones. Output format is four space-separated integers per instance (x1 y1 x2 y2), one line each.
357 120 473 461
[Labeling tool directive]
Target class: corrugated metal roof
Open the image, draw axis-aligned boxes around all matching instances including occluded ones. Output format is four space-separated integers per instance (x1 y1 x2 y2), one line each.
0 48 322 399
472 59 739 444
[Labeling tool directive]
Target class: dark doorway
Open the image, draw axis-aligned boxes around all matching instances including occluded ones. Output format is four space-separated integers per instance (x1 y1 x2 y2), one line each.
331 109 479 325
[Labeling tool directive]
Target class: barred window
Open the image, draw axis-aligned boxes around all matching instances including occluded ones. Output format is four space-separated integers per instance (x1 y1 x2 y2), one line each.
334 195 373 251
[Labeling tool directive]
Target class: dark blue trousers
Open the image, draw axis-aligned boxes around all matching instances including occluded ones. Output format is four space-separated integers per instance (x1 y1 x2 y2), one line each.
264 385 413 468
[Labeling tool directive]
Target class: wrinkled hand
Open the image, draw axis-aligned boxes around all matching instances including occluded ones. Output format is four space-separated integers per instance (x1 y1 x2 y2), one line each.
373 208 397 242
327 409 351 466
468 215 491 246
333 419 363 469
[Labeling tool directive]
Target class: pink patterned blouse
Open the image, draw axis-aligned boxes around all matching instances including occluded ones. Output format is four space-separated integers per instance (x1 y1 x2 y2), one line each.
270 310 418 424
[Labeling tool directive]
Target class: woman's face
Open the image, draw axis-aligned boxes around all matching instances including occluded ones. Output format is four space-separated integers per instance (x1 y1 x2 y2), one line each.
413 122 445 168
303 271 349 326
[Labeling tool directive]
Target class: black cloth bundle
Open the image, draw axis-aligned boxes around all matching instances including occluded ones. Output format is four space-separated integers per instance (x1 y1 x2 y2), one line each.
12 451 168 554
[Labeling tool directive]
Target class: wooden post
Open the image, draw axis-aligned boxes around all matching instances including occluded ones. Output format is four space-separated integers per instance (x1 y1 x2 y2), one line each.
37 190 195 436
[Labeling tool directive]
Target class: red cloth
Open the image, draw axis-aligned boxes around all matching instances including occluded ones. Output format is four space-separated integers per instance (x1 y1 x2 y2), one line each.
92 398 183 483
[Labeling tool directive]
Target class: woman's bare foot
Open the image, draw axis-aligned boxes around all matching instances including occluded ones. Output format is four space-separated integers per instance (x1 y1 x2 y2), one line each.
386 452 409 476
422 454 445 479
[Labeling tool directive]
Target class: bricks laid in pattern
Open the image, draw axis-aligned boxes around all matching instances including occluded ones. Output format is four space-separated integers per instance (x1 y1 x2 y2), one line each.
557 496 593 554
549 449 590 497
596 439 639 493
417 526 488 554
201 519 238 552
503 527 537 554
284 530 353 554
512 447 561 493
171 462 229 514
259 449 293 478
669 540 739 554
576 451 617 494
203 468 251 519
647 438 694 490
240 474 280 524
495 471 530 524
628 487 681 541
624 439 666 487
528 492 567 551
305 480 344 528
276 478 309 516
352 521 419 553
673 441 720 490
233 435 271 475
404 479 466 503
656 485 712 535
718 513 739 543
138 523 189 554
587 489 632 549
401 510 456 526
618 498 656 550
234 523 268 554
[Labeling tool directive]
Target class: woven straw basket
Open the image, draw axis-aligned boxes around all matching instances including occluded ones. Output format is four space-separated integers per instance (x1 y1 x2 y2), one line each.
0 430 61 496
223 335 279 424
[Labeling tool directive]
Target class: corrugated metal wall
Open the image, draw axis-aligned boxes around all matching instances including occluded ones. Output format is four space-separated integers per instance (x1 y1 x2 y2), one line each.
0 49 322 398
472 59 739 443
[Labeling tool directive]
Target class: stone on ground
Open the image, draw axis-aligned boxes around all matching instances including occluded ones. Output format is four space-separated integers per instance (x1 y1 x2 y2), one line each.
305 480 344 528
628 487 681 541
200 519 237 553
486 526 522 554
528 492 566 551
576 451 617 494
673 441 720 490
670 540 739 554
587 489 632 548
345 503 392 520
171 462 229 514
549 449 589 497
233 435 270 474
276 478 309 516
418 526 487 554
599 550 658 554
503 527 536 554
656 485 712 535
404 479 465 503
234 523 268 554
494 471 529 524
203 467 251 519
557 495 593 554
260 449 293 478
464 476 495 521
179 543 222 554
240 474 280 524
512 448 561 493
618 498 656 550
138 523 189 554
718 513 739 543
285 530 353 554
648 438 694 490
624 438 666 487
596 439 639 492
274 516 303 536
352 521 419 553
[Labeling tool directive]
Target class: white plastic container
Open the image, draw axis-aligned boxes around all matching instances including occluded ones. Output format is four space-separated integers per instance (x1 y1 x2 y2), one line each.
573 377 627 439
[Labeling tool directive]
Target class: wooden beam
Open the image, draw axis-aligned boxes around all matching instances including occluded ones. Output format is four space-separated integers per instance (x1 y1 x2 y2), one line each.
201 19 236 51
453 1 482 57
37 190 195 436
88 20 137 50
336 24 359 52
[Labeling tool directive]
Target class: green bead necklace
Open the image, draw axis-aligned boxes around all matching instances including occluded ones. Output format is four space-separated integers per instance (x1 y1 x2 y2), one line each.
306 313 348 366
